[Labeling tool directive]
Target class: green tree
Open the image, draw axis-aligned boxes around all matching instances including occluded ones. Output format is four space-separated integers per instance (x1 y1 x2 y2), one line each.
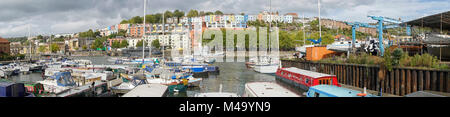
38 45 47 53
130 16 143 24
164 10 173 19
120 20 129 24
112 41 120 48
91 37 106 50
136 40 144 47
117 29 127 37
79 29 95 38
214 10 224 15
82 45 87 50
53 38 65 42
392 48 404 66
120 40 129 48
187 9 199 17
50 43 60 53
205 12 214 15
37 35 43 39
173 10 185 18
151 39 161 49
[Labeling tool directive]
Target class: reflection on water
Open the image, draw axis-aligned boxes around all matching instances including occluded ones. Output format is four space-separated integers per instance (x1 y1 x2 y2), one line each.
178 62 278 97
8 73 43 83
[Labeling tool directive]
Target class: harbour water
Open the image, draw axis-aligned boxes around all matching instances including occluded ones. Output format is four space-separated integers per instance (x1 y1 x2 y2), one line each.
6 56 305 97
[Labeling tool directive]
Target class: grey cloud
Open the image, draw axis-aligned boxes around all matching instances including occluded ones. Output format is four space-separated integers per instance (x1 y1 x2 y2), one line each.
0 0 447 37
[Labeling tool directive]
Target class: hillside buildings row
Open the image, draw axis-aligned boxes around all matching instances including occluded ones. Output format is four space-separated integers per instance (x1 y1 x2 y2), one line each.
1 12 379 57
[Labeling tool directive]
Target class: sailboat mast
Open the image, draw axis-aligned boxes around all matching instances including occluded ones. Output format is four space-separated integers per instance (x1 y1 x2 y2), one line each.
28 24 31 61
142 0 146 64
162 11 165 60
269 0 271 55
303 13 305 45
318 0 321 39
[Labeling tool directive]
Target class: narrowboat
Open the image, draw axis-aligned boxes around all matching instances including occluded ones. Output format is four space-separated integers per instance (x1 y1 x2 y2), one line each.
276 67 340 91
243 82 300 97
182 66 205 73
306 85 378 97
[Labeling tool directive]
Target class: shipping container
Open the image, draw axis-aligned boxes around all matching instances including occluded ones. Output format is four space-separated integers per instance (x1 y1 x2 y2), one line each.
306 46 338 61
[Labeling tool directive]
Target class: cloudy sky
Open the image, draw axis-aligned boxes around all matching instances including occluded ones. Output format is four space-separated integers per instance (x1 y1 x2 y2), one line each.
0 0 448 37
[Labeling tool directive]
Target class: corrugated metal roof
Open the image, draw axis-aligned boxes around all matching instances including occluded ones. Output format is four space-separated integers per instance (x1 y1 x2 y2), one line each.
405 11 449 31
282 67 335 79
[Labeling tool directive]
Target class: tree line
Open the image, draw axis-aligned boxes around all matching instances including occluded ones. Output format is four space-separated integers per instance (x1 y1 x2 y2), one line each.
120 9 225 24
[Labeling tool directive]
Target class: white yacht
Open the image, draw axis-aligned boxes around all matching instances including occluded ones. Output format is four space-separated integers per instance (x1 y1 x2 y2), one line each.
252 56 280 74
326 40 361 52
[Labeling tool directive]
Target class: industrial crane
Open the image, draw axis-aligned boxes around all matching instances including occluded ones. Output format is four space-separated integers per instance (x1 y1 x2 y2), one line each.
367 16 411 56
346 16 412 56
345 22 376 52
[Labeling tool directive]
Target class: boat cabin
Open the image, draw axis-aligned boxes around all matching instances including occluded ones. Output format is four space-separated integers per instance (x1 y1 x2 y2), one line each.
276 67 340 89
307 85 378 97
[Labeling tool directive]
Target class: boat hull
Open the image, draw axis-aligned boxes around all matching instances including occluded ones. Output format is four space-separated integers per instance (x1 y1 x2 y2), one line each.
253 65 278 74
276 75 309 91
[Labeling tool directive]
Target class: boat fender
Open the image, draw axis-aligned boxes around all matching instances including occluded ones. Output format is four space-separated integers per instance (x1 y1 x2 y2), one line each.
357 93 367 97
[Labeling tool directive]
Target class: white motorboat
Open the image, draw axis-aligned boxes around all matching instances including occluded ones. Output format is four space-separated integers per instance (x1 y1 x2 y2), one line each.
252 56 280 74
326 40 361 52
253 63 279 74
19 66 30 73
0 66 14 77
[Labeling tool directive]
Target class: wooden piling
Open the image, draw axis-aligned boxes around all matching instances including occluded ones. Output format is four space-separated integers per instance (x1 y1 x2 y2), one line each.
401 69 406 96
356 66 360 88
440 72 444 92
426 71 431 90
407 69 411 95
419 70 424 91
432 71 437 91
390 70 395 94
447 71 450 93
395 69 400 95
280 60 450 96
412 70 417 93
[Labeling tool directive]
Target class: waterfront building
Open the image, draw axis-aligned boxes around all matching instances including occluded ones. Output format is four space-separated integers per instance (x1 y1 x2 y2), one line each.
107 38 126 47
67 38 79 51
0 37 11 54
126 38 141 48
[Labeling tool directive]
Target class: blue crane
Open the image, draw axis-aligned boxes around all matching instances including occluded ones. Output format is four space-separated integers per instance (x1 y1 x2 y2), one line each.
367 16 412 56
345 22 376 52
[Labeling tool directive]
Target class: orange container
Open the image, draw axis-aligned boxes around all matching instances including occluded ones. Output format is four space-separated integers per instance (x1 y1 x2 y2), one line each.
306 46 337 61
